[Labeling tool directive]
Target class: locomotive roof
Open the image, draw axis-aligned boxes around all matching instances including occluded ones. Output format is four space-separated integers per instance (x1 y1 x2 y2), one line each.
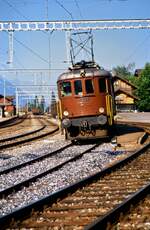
58 61 111 81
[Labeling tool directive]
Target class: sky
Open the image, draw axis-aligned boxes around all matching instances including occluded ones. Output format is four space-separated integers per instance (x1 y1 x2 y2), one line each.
0 0 150 100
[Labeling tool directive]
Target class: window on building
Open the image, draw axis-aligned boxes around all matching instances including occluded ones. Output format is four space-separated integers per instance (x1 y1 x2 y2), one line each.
74 80 83 95
85 79 94 94
61 81 72 96
99 78 106 93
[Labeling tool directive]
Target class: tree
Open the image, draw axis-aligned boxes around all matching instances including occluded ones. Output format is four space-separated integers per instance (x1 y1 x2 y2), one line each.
50 91 57 118
40 95 45 113
34 95 38 108
135 63 150 111
112 63 135 80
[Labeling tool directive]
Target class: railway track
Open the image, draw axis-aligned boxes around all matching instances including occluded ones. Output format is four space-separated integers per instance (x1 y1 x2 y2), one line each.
89 182 150 230
0 117 59 150
112 191 150 230
0 143 72 175
0 143 75 196
0 143 101 216
116 120 150 138
0 142 149 229
0 116 25 128
0 115 39 139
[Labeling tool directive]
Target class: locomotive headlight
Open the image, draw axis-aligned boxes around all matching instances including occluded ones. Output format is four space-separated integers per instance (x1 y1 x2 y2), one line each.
97 115 107 125
63 110 69 116
99 107 104 113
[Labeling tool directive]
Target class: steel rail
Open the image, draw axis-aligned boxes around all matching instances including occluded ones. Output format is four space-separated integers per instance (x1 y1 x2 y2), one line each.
0 142 149 229
0 116 25 128
0 125 45 143
0 124 59 150
0 144 99 198
85 182 150 230
116 121 150 143
116 120 150 129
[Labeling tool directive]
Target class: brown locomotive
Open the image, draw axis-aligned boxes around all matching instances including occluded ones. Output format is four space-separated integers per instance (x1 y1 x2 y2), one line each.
57 61 115 141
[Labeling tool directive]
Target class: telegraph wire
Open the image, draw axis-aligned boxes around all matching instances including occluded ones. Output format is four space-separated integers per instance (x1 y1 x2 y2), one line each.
0 68 66 72
74 0 83 19
54 0 74 20
14 53 26 69
2 0 29 21
54 0 89 63
124 33 150 64
46 0 54 84
13 35 49 64
3 0 51 72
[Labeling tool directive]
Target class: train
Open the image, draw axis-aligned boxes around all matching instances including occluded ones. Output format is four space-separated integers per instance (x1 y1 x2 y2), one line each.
57 60 116 141
31 108 44 115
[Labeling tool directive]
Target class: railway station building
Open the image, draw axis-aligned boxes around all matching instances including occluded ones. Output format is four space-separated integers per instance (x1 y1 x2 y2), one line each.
113 75 138 112
0 95 16 118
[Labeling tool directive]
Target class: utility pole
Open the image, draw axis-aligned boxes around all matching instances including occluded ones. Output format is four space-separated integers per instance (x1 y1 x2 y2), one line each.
7 31 14 67
3 77 6 117
27 98 28 113
65 31 71 64
16 87 19 115
3 78 5 104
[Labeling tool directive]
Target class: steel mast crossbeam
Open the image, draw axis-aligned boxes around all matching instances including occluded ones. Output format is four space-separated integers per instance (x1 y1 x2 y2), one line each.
0 19 150 31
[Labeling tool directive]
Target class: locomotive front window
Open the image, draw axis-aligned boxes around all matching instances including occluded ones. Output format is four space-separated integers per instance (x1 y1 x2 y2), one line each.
61 81 72 96
74 80 83 95
85 79 94 94
99 78 106 93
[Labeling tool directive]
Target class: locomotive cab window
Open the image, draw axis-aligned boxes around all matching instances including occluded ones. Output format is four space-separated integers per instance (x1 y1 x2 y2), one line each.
61 81 72 96
99 78 106 93
85 79 94 94
74 80 83 95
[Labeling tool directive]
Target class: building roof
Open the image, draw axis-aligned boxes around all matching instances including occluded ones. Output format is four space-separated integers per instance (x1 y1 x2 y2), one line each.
113 75 137 89
6 96 15 100
115 88 138 100
0 96 14 106
0 95 14 102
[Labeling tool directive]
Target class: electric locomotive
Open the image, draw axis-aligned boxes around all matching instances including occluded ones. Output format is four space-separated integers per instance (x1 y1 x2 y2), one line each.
57 60 115 140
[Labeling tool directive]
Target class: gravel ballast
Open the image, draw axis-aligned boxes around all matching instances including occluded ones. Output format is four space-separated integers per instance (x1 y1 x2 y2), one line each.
0 140 124 216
